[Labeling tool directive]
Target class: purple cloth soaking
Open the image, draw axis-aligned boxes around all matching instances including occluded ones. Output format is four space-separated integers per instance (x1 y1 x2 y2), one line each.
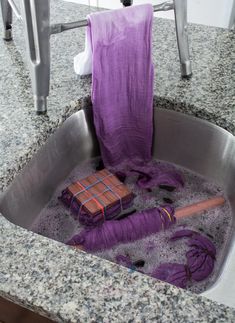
151 263 189 288
67 205 175 251
152 230 216 288
170 229 198 241
129 164 184 190
114 163 184 191
88 5 154 166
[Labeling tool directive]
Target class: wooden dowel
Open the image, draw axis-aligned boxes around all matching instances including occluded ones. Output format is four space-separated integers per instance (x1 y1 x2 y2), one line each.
175 196 225 219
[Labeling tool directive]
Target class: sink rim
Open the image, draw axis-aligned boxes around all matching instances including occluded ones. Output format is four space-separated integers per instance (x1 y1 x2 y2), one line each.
1 107 235 308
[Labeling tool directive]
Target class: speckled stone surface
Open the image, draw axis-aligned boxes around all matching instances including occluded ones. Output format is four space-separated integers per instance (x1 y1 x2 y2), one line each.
0 0 235 321
1 216 235 323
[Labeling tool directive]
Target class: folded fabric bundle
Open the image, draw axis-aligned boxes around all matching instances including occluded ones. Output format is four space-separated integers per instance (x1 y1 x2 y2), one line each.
59 169 134 226
151 230 216 288
88 4 154 166
67 205 175 251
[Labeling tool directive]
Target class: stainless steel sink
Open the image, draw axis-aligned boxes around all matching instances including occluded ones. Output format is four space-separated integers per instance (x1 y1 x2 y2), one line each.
1 106 235 308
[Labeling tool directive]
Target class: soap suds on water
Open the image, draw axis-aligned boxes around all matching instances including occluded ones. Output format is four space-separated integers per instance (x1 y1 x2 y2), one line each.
31 157 233 294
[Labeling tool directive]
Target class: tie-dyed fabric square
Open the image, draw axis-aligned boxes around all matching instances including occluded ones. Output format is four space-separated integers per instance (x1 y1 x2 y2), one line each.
59 169 134 226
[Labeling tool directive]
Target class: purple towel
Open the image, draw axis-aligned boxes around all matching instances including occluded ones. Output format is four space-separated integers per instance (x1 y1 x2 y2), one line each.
88 5 154 166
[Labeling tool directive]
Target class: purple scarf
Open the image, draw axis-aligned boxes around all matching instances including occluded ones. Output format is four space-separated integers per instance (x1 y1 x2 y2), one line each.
88 5 154 166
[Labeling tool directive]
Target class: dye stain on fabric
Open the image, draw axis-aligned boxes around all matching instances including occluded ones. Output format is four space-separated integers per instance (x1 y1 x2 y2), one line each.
31 157 233 294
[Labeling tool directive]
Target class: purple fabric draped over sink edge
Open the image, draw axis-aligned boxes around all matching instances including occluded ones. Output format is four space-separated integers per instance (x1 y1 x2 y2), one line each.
88 4 154 167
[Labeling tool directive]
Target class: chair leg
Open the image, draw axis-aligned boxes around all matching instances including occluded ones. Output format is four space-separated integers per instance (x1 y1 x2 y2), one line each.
174 0 192 78
0 0 12 41
20 0 50 114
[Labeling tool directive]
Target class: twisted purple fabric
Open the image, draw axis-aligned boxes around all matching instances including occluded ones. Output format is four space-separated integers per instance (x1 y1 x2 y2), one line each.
88 5 154 166
67 206 175 251
171 230 216 282
152 230 216 288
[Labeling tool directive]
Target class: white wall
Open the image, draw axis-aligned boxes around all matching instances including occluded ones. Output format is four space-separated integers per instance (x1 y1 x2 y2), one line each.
64 0 235 28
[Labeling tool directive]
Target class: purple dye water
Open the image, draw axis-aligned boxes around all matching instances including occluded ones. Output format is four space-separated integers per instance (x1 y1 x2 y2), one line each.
31 158 233 293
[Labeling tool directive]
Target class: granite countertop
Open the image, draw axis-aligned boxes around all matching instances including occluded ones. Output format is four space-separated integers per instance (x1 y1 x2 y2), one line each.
0 0 235 322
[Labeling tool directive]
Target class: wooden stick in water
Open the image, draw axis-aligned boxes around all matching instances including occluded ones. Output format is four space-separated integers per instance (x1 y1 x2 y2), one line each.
175 196 225 219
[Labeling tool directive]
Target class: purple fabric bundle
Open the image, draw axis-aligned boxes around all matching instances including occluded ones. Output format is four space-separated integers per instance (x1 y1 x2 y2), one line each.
59 191 133 227
151 230 216 288
78 199 133 226
88 4 154 167
67 206 175 251
171 230 216 282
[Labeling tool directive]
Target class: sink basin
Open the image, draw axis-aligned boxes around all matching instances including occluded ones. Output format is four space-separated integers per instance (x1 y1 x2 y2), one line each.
1 105 235 308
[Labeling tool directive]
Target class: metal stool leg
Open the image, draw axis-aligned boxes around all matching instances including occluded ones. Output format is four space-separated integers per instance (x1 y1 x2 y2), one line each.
0 0 12 41
20 0 50 114
174 0 192 77
121 0 133 6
